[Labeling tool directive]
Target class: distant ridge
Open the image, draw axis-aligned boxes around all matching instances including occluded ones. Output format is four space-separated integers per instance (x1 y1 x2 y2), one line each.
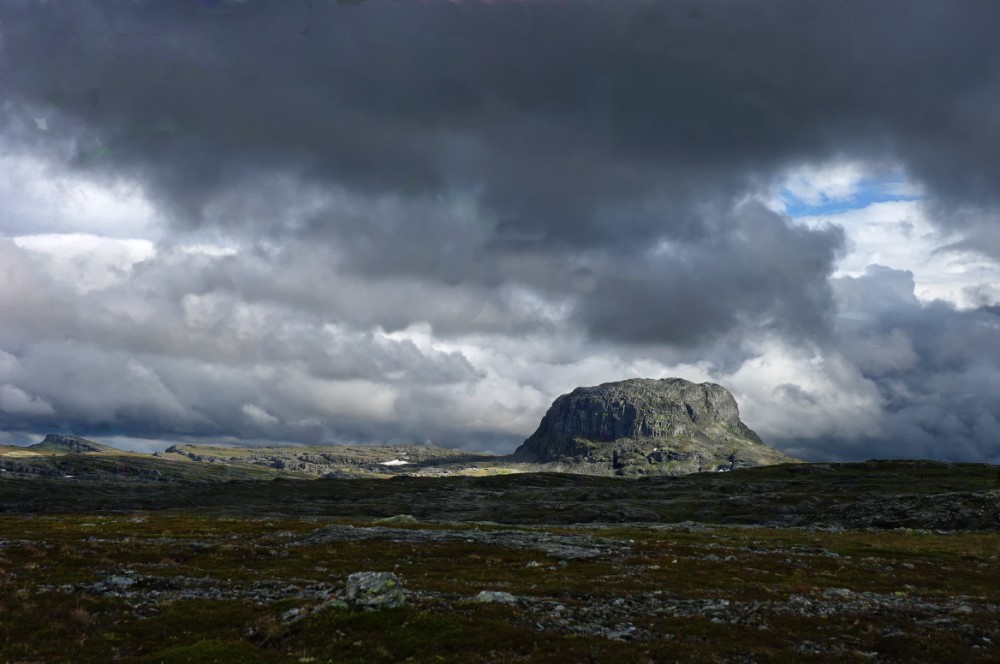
28 434 118 454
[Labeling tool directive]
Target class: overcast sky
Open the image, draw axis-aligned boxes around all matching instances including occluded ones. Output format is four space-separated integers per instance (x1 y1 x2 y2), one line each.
0 0 998 462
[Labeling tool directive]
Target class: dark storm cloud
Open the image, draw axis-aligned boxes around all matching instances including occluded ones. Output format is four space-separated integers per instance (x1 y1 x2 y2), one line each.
575 201 844 345
5 1 1000 215
0 0 974 345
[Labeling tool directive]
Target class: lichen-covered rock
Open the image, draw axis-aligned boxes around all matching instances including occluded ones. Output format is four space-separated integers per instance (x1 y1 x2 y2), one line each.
373 514 419 525
512 378 795 476
345 572 406 610
475 591 518 604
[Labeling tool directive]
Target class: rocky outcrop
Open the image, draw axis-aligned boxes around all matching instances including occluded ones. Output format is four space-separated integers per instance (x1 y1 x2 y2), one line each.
512 378 794 475
27 434 117 454
345 572 406 610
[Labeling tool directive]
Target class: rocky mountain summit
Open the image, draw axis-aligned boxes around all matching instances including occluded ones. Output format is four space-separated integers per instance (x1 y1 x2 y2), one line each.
512 378 795 475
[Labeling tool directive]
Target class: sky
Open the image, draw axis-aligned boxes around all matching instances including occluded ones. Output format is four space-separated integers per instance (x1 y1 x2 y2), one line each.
0 0 998 462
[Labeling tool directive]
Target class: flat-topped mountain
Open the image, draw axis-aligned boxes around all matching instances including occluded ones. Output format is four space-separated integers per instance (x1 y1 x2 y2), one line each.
27 434 118 455
512 377 795 475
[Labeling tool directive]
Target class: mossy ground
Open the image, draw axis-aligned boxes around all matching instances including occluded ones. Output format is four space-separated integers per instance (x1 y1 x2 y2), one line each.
1 512 998 662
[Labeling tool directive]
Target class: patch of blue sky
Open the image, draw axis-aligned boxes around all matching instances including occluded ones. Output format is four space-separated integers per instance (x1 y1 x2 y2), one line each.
780 175 922 219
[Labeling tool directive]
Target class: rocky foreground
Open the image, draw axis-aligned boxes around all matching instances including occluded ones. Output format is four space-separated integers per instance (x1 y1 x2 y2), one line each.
3 507 998 662
2 448 999 660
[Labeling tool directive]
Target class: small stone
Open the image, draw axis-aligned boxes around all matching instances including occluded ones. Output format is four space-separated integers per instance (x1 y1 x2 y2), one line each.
606 625 636 640
475 590 518 605
373 514 419 525
281 607 303 622
822 588 854 598
106 575 135 588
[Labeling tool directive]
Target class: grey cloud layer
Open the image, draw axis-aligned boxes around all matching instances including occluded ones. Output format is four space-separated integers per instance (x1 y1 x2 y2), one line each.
771 266 1000 464
0 239 499 444
0 1 998 458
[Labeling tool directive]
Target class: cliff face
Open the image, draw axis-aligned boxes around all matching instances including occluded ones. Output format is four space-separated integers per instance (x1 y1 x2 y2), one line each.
512 378 795 475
